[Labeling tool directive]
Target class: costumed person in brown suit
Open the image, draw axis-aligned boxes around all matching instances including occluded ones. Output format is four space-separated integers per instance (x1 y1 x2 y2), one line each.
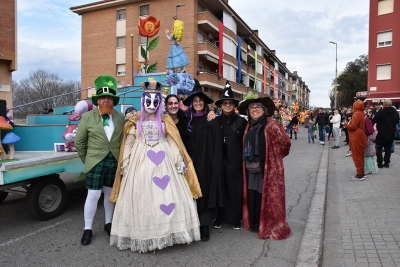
344 100 368 181
238 93 292 240
182 79 224 242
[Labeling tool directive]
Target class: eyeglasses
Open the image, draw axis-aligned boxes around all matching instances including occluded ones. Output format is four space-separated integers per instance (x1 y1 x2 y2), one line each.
221 101 234 106
167 101 179 106
193 99 204 104
249 105 263 110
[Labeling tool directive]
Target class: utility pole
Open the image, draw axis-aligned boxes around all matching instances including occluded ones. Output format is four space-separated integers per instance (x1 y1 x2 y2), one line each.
329 41 338 109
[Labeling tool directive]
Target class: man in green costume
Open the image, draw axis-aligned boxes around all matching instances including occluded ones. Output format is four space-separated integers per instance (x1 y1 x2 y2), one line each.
75 74 125 245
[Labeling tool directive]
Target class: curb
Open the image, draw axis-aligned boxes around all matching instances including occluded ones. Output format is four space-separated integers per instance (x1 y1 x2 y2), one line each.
295 143 329 266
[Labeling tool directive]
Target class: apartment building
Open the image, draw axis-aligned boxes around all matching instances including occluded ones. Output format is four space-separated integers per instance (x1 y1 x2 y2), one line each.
367 0 400 108
71 0 310 108
0 0 17 110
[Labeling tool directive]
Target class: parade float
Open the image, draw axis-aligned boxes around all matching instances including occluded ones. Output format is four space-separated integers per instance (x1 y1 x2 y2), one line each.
0 14 196 220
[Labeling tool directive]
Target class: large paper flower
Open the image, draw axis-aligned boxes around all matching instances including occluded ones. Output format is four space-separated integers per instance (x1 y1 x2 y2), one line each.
138 16 160 38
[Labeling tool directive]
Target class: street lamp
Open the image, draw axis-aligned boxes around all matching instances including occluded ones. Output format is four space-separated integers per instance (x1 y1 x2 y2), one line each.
175 4 184 19
131 34 134 86
329 41 338 109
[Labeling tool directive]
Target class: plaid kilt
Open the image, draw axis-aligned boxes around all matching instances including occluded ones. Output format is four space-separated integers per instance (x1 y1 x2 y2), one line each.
85 152 118 190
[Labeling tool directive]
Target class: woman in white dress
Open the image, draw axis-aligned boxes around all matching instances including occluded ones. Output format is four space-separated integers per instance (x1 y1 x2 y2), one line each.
109 81 202 253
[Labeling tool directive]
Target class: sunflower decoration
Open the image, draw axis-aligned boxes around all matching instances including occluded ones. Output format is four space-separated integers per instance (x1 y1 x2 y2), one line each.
138 16 161 73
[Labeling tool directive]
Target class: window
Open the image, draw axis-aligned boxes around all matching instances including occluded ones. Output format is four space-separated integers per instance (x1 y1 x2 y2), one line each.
117 64 126 76
376 64 391 80
117 37 126 48
377 31 392 47
197 32 204 42
139 35 147 45
378 0 394 15
140 4 149 16
117 9 126 20
198 3 205 12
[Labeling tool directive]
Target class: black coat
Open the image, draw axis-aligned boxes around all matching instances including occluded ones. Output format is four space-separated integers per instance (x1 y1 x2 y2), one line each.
372 107 399 144
217 113 247 224
184 115 224 213
315 112 329 126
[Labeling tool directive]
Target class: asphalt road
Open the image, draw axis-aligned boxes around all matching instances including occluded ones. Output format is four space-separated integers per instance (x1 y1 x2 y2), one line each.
0 127 323 267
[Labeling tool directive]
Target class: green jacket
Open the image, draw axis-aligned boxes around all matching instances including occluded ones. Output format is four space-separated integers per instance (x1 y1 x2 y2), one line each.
74 109 125 181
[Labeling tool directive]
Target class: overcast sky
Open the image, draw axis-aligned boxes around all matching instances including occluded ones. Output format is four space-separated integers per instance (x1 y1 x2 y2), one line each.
14 0 369 108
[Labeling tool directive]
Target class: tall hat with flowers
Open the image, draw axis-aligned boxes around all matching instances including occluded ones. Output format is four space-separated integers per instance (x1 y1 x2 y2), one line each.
92 75 120 106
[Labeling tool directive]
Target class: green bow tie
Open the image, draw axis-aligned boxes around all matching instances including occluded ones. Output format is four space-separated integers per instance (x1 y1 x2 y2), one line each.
101 114 110 127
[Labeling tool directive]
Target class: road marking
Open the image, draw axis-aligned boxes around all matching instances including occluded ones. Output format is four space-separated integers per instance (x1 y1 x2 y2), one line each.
0 218 71 247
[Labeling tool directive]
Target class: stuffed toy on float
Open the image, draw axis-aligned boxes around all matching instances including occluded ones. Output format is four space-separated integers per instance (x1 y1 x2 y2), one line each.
0 117 21 160
62 100 94 152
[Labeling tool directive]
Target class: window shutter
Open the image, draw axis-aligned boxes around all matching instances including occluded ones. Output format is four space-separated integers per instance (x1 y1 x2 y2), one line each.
376 65 391 80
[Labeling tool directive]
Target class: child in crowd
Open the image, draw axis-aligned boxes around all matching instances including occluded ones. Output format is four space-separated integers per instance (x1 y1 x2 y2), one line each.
312 118 318 139
305 118 315 143
364 131 378 174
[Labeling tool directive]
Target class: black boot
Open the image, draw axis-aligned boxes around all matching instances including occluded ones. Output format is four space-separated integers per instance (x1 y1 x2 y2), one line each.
200 225 210 242
104 223 112 236
81 229 92 245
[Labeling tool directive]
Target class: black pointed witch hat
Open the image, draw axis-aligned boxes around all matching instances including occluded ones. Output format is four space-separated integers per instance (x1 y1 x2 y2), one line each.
215 81 239 107
182 79 214 106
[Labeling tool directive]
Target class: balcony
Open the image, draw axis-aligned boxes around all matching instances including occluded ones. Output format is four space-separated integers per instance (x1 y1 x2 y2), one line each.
198 11 219 33
197 70 251 97
197 41 219 64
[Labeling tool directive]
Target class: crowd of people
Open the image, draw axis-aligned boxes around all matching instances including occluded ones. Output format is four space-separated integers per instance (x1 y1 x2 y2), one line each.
75 75 292 253
73 74 399 252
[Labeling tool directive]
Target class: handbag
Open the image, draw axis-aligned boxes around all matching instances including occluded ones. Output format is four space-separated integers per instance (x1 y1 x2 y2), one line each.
245 161 261 174
326 125 332 133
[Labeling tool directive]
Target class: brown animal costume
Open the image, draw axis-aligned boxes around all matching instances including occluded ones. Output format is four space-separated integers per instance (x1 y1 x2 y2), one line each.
344 100 368 176
242 118 292 240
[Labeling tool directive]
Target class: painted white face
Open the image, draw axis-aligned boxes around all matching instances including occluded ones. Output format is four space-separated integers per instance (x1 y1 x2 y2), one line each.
143 92 161 114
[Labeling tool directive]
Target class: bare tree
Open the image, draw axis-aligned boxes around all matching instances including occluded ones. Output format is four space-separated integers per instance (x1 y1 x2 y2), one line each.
12 69 81 115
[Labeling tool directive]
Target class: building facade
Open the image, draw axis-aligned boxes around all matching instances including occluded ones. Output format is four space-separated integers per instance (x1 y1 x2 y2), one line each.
71 0 310 109
367 0 400 108
0 0 17 109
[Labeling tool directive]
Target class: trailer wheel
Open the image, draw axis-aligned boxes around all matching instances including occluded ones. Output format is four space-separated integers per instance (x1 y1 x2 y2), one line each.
0 191 8 203
26 175 68 220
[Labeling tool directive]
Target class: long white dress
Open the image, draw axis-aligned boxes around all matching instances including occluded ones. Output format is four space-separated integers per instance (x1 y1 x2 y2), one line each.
110 121 200 252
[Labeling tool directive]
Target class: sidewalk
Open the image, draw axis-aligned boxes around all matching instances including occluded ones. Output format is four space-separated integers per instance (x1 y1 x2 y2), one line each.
323 136 400 266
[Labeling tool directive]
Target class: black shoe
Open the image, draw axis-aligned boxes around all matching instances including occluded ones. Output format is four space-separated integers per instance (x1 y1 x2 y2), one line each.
200 225 210 242
104 223 112 236
383 163 389 168
250 224 259 233
212 220 222 229
233 223 242 230
81 229 92 246
331 146 339 149
377 164 383 168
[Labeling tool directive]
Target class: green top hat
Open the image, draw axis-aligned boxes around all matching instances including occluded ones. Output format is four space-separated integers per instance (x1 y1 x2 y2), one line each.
92 75 120 106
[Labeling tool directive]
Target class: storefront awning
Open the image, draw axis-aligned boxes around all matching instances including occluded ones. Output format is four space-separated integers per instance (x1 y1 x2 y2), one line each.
365 91 400 102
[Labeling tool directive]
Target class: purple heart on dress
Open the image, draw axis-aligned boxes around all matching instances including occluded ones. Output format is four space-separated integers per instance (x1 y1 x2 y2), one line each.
147 150 165 165
152 175 170 190
160 203 175 215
